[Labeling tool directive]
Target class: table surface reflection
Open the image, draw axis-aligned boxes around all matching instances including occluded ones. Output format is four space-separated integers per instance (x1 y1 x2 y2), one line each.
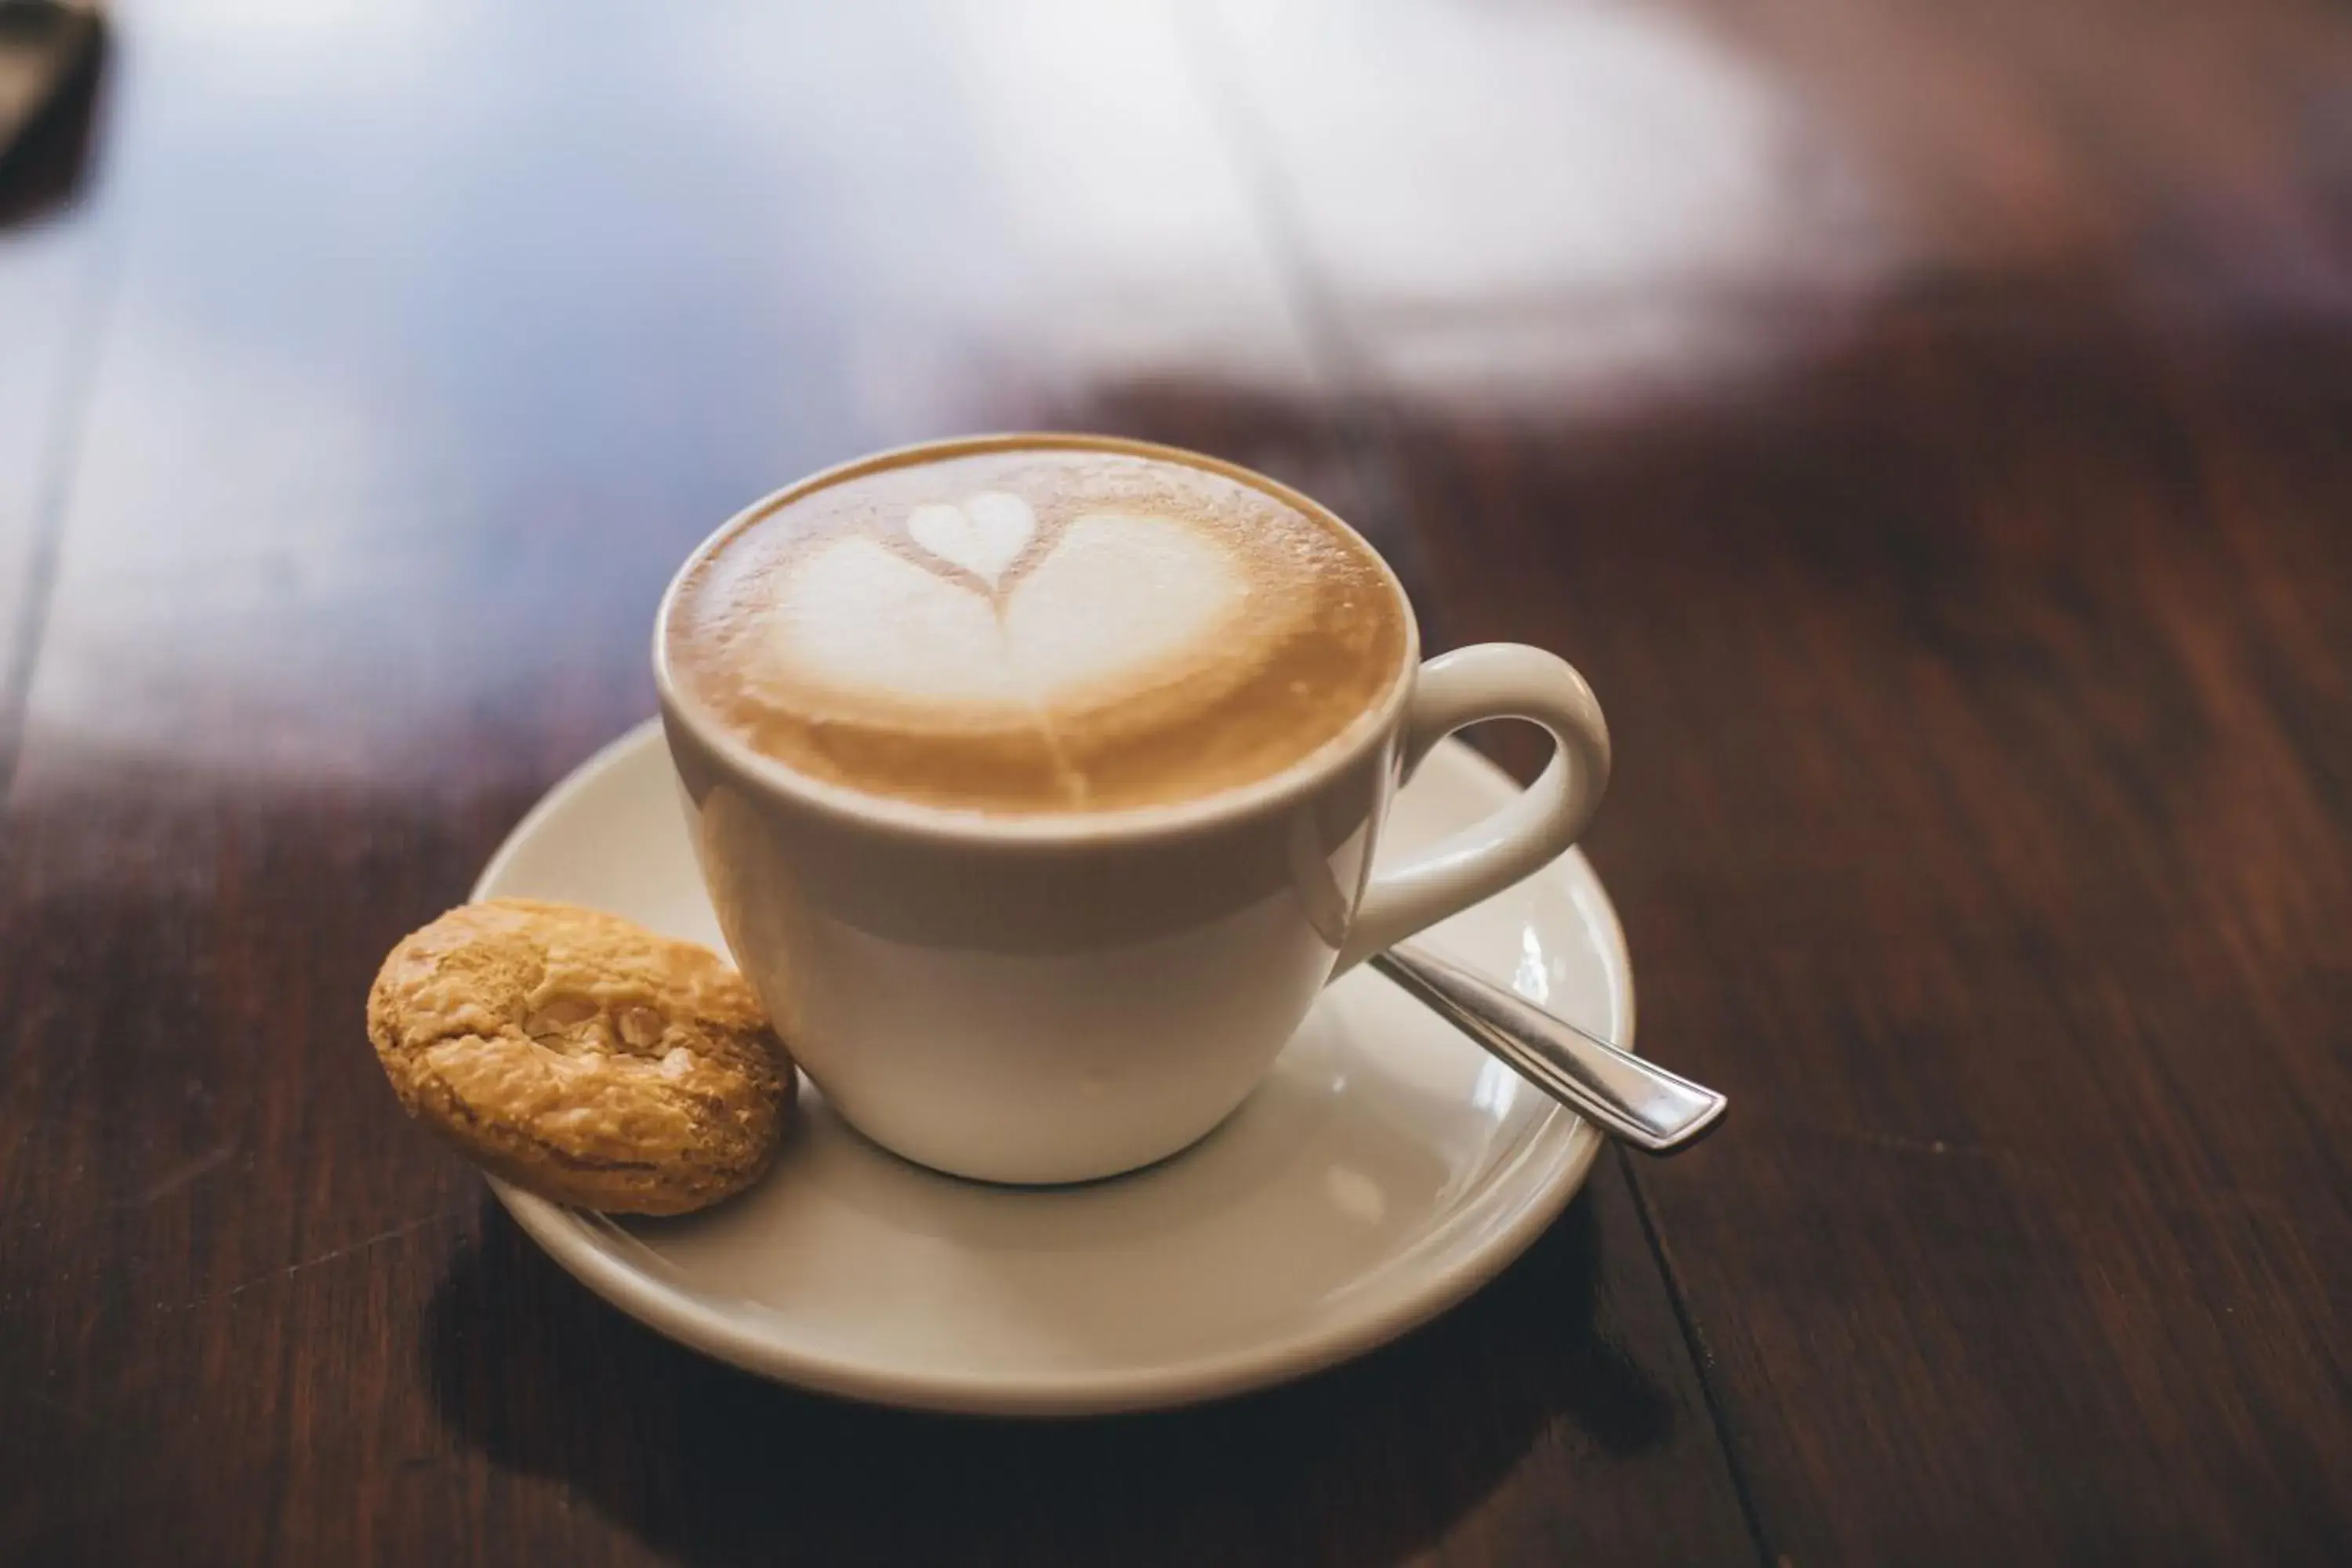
2 1 2347 1563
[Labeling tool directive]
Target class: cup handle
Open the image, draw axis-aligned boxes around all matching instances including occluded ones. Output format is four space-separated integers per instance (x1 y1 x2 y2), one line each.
1334 644 1611 974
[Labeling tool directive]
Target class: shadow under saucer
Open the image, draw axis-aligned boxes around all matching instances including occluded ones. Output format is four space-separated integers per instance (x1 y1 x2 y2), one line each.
425 1181 1672 1568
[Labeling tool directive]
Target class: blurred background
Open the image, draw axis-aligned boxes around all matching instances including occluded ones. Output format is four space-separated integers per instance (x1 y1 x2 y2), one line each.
4 0 2344 781
4 2 2348 1563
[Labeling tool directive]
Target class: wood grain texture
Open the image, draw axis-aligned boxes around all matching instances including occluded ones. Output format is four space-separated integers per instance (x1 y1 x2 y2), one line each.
1217 0 2352 1560
0 2 1748 1564
6 0 2350 1561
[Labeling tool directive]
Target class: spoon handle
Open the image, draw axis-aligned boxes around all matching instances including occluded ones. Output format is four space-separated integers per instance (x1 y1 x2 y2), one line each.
1369 942 1727 1155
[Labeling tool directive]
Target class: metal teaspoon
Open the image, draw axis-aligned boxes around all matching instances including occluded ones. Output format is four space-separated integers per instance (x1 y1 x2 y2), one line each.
1369 941 1727 1153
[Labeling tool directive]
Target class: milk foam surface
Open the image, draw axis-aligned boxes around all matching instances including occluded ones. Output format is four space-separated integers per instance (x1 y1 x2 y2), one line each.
668 442 1409 814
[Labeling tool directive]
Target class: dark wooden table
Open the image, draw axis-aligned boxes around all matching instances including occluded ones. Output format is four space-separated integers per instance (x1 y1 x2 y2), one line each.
5 2 2349 1563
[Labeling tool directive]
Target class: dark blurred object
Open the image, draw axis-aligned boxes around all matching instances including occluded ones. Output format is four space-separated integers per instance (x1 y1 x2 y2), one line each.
0 0 103 227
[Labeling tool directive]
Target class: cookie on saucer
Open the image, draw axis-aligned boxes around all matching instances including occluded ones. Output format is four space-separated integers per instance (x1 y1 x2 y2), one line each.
367 898 793 1215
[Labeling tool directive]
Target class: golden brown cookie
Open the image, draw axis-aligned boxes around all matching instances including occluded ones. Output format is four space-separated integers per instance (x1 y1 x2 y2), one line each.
367 898 793 1214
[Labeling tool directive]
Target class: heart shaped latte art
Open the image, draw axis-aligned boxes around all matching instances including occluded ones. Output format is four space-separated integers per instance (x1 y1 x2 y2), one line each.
906 491 1035 587
768 506 1246 713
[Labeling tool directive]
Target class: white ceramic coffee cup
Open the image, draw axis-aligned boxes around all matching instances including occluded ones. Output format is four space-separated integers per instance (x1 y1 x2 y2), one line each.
655 436 1609 1184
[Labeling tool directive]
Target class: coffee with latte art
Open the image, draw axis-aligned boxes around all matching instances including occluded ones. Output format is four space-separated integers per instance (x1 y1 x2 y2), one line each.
666 438 1410 815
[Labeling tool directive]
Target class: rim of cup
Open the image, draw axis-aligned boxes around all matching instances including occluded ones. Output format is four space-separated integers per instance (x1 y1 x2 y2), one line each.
652 432 1422 849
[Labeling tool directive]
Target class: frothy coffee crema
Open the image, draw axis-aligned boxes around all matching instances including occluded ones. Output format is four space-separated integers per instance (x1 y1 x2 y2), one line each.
667 442 1409 815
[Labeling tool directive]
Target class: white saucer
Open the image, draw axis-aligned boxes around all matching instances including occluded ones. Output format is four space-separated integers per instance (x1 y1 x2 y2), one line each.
473 720 1634 1415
